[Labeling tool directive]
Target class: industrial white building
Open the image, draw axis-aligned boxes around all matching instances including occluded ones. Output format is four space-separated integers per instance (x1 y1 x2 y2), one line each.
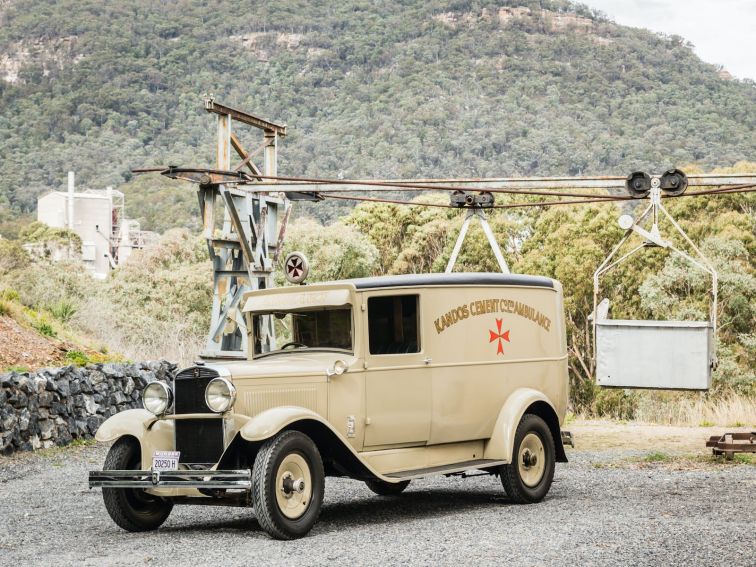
35 172 157 278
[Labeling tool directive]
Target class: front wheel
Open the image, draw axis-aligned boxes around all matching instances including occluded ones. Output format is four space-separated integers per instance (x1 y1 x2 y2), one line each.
102 437 173 532
499 414 555 504
252 430 325 540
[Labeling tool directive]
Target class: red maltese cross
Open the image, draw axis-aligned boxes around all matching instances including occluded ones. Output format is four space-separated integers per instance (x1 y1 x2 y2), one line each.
488 318 510 355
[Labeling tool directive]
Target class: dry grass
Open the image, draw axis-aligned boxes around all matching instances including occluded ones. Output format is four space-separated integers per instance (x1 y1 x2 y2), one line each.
633 392 756 427
76 300 205 367
569 420 750 452
592 452 755 470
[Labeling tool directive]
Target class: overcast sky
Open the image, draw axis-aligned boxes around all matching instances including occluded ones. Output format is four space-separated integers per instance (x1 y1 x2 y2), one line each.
583 0 755 81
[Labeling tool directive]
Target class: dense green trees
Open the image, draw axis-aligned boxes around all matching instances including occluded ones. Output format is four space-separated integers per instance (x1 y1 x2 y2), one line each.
1 0 754 233
276 219 378 283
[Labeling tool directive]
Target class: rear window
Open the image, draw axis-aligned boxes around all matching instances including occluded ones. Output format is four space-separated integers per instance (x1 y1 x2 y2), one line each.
367 295 420 355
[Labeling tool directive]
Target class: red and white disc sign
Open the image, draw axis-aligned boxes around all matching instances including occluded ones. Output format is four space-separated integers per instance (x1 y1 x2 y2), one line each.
284 251 309 284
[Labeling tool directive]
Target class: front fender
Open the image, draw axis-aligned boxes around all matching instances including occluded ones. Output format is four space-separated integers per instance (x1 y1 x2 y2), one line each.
95 409 156 442
238 406 401 483
239 406 338 442
482 388 558 462
94 409 175 471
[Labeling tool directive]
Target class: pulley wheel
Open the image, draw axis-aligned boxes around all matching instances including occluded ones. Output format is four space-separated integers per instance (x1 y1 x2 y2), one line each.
660 168 688 196
625 171 651 199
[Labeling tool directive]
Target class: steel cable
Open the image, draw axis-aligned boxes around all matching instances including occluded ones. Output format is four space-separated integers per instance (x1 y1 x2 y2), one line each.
320 185 756 210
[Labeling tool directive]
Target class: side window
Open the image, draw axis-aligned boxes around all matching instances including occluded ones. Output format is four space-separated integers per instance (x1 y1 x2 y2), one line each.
368 295 420 355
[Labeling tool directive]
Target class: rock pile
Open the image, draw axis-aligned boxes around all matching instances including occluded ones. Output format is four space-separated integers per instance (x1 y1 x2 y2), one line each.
0 361 176 455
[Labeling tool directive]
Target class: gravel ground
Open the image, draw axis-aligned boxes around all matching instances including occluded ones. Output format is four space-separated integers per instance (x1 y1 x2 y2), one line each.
0 441 754 567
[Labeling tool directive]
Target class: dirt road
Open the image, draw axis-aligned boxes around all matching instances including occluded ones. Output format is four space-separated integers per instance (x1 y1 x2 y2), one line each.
0 422 753 566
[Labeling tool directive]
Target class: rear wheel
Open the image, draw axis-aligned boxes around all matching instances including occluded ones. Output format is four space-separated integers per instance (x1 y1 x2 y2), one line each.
365 479 410 496
500 414 555 504
102 437 173 532
252 430 325 540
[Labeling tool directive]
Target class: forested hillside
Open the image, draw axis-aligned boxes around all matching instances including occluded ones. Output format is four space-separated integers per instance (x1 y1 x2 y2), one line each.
0 0 754 232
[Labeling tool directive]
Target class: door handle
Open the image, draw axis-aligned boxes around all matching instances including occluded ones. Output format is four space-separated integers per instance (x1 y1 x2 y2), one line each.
423 357 432 365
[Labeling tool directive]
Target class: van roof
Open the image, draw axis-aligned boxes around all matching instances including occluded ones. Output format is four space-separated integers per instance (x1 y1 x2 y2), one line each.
348 272 554 290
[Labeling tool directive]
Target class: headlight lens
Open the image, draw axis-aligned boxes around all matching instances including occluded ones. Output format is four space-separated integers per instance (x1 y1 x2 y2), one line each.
142 382 173 415
205 377 236 413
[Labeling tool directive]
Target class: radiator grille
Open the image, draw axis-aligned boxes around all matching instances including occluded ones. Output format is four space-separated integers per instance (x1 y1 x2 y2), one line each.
175 419 224 464
174 366 223 464
174 366 219 414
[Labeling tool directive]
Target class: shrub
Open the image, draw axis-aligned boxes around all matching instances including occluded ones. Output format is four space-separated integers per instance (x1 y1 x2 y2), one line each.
0 300 10 316
592 389 637 420
34 320 57 337
65 350 90 366
19 221 82 249
0 239 29 273
49 300 77 323
1 288 20 301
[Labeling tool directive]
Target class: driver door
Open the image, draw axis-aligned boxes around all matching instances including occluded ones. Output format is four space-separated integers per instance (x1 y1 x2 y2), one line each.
362 293 431 448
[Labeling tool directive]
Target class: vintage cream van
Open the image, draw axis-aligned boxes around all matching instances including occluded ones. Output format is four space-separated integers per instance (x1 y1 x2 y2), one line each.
89 273 571 539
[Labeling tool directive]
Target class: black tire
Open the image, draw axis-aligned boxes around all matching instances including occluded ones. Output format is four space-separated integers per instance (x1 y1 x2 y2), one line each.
252 430 325 540
102 437 173 532
365 479 410 496
500 414 555 504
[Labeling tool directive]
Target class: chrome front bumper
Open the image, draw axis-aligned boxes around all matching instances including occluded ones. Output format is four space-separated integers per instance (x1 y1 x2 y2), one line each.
88 469 252 490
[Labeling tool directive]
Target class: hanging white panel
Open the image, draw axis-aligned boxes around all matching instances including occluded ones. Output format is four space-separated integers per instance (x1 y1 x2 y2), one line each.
596 319 712 390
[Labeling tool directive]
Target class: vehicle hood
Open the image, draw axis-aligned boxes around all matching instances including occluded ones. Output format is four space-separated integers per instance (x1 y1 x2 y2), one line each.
210 351 358 380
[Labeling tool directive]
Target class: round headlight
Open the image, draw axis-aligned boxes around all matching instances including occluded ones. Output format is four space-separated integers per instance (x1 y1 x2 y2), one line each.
142 382 173 416
205 377 236 413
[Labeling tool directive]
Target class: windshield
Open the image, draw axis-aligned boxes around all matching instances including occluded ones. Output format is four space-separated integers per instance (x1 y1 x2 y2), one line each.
252 307 353 356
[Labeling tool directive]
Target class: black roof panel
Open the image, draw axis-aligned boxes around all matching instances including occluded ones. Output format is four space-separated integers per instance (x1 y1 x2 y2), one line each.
349 272 554 290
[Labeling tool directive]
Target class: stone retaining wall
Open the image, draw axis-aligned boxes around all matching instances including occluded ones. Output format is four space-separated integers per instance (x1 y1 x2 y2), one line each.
0 361 176 455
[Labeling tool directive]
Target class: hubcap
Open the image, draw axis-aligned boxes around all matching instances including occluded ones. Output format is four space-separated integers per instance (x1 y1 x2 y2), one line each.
518 432 546 488
275 453 312 520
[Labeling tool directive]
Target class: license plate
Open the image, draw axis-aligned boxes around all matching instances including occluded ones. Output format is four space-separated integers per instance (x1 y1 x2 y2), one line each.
152 451 180 471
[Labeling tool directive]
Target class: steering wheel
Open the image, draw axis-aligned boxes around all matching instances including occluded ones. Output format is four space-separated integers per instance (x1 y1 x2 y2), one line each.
281 341 307 350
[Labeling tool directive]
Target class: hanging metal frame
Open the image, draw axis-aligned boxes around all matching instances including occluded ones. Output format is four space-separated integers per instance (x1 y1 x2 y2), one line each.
445 207 510 274
592 176 718 385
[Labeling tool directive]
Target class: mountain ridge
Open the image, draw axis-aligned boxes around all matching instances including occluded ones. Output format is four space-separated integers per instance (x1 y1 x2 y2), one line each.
0 0 753 230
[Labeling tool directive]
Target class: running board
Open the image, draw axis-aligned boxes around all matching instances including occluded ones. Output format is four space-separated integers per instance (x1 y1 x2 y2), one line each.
385 459 506 480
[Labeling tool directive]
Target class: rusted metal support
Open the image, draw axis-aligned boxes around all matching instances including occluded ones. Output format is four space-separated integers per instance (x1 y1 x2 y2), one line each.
219 187 255 269
216 114 231 170
273 202 292 263
232 135 267 175
264 131 278 178
194 99 289 360
706 432 756 459
204 97 287 137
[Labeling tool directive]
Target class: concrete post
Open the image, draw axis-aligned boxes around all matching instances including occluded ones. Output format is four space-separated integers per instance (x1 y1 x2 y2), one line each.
67 171 75 229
